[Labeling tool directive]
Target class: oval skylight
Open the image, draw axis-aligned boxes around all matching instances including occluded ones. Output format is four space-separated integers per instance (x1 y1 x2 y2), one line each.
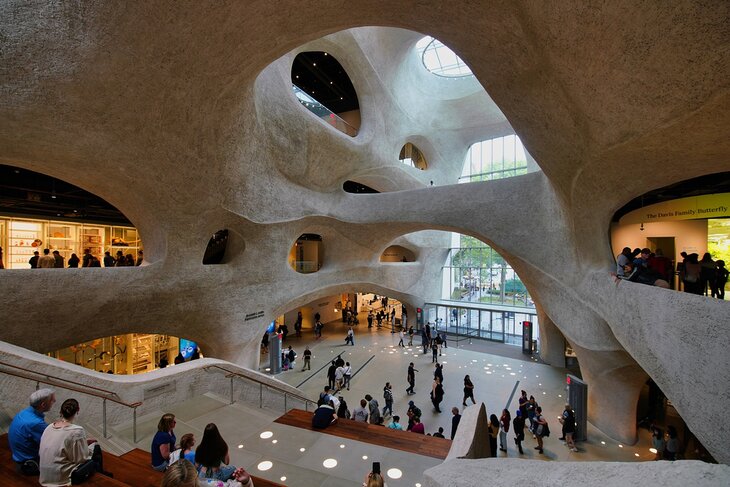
416 36 473 78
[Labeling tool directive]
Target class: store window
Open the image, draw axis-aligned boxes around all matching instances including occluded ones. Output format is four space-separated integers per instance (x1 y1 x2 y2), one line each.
46 334 199 375
460 134 528 183
399 143 428 170
380 245 416 263
415 36 473 78
291 51 360 137
203 229 229 265
343 180 379 194
442 234 534 308
289 233 323 273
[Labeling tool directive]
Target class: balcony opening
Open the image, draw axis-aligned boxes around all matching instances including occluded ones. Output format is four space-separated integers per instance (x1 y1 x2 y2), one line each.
399 143 428 170
292 51 360 137
343 180 379 194
203 229 229 265
289 233 323 273
380 245 416 262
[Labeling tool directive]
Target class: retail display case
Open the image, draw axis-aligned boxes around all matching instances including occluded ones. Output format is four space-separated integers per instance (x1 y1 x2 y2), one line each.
7 220 43 269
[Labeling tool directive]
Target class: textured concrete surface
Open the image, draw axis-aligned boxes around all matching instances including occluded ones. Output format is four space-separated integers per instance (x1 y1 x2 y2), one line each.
0 0 728 468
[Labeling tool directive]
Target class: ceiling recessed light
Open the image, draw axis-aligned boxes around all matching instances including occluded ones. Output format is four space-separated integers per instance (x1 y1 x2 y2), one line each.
386 468 403 479
323 458 337 468
259 431 273 439
313 62 317 66
362 455 368 460
299 447 306 452
257 461 273 471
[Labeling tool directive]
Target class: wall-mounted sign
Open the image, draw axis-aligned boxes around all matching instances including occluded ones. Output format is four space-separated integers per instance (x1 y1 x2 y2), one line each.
619 193 730 224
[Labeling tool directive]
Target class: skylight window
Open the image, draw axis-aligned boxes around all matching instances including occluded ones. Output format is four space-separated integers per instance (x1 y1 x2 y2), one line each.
416 36 473 78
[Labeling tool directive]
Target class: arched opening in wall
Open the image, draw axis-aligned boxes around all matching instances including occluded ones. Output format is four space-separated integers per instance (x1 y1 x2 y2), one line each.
46 333 202 375
380 245 416 262
610 172 730 294
0 164 144 269
460 134 528 183
203 229 229 265
433 232 537 346
399 142 428 170
415 36 474 78
343 180 379 194
289 233 323 273
291 51 360 137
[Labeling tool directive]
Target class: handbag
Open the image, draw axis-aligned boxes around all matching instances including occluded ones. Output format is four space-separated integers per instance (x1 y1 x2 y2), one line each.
70 459 96 484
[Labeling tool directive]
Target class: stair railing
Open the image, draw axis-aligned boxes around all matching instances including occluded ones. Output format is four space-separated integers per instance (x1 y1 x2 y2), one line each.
0 360 142 442
204 364 317 412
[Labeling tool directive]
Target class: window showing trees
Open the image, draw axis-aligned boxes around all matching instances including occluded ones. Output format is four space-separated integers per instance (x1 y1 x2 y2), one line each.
442 234 534 308
460 134 528 183
399 143 428 170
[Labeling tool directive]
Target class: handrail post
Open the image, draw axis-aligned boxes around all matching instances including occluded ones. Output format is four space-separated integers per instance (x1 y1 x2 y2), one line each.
230 376 234 405
284 393 287 412
133 407 137 444
103 399 108 439
259 383 263 408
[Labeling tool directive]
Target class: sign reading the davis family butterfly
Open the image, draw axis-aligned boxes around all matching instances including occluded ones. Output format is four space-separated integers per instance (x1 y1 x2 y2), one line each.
619 193 730 225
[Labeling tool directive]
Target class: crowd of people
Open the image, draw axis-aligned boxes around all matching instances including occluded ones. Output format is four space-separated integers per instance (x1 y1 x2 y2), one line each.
613 247 728 298
19 247 144 269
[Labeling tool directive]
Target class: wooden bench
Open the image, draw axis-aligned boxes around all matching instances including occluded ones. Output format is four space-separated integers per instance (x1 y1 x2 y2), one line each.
274 408 452 459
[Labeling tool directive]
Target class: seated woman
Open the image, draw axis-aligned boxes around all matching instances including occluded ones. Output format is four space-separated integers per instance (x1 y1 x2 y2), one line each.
195 423 238 481
151 413 177 471
180 433 196 464
312 400 338 429
38 398 109 486
161 459 253 487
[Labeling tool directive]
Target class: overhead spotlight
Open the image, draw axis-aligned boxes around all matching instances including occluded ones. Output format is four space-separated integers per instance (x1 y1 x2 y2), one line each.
313 62 317 66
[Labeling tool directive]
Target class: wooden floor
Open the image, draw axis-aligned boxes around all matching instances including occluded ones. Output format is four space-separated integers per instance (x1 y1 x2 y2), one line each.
0 433 283 487
274 408 452 460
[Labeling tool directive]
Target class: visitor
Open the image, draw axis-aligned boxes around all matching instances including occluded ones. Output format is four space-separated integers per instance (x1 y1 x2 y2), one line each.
8 388 56 475
38 248 55 268
67 253 80 268
180 433 196 463
382 382 393 417
664 426 680 460
195 423 238 481
294 311 303 338
387 415 403 430
345 327 354 346
613 262 669 288
29 250 40 268
411 416 425 434
430 377 444 413
533 406 549 454
335 362 345 391
559 403 578 452
681 253 702 294
151 413 177 471
499 409 511 452
277 323 289 342
114 250 125 266
651 426 665 460
327 361 337 390
301 346 311 371
365 394 382 425
462 375 476 406
286 346 296 368
526 396 538 433
407 325 414 346
190 347 200 360
136 250 143 266
343 361 352 391
405 362 418 395
513 409 525 454
362 468 385 487
314 319 323 339
39 398 111 485
434 362 444 385
406 401 421 431
336 397 351 419
615 247 633 276
103 251 115 267
367 310 374 328
260 332 269 354
487 414 499 457
397 329 405 347
160 459 253 487
52 250 64 268
312 400 337 429
431 340 438 363
352 399 369 423
648 248 673 283
451 407 461 440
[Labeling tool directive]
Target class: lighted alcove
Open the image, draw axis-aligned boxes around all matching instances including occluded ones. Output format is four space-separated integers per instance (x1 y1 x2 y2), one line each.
399 142 428 170
289 233 323 273
291 51 360 137
380 245 416 262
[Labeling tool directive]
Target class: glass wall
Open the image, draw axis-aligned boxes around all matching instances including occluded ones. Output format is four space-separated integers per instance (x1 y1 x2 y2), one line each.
460 134 528 183
426 304 539 346
441 234 534 308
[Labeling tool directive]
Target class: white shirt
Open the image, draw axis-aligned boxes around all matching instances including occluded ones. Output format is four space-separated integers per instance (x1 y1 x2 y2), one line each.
39 422 91 486
335 366 345 380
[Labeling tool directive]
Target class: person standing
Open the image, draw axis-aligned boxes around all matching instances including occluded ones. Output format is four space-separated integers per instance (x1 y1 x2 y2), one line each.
390 308 396 333
410 416 425 434
407 326 414 346
431 340 438 363
406 362 418 395
29 250 40 268
352 399 369 423
714 260 728 299
334 363 345 392
365 394 381 425
327 361 337 390
301 346 312 371
401 306 407 329
367 310 374 328
286 346 296 369
82 248 93 268
382 382 393 417
397 329 405 347
406 401 421 431
499 409 511 452
343 361 352 391
52 250 64 268
560 403 578 452
67 253 80 268
135 250 143 266
387 415 403 430
533 406 548 454
103 251 115 267
462 375 476 406
430 377 444 413
488 414 499 457
294 311 303 338
513 409 525 454
451 407 462 440
346 327 355 346
8 389 56 475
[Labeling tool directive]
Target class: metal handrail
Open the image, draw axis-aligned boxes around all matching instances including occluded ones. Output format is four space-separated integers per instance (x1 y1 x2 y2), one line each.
204 364 317 412
0 362 142 442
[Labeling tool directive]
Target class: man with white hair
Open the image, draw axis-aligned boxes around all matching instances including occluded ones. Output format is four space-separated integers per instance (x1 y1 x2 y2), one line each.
8 388 56 475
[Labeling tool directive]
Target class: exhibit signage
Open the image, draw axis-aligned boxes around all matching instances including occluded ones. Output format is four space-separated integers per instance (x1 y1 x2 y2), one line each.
619 193 730 224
